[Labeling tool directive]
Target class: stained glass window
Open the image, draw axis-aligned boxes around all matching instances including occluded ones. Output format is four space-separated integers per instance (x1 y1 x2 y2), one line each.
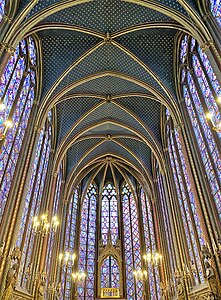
210 0 221 26
45 163 63 289
101 256 120 289
78 183 97 300
16 111 52 289
0 37 37 225
179 35 221 218
140 188 161 299
166 113 204 284
157 171 176 284
0 0 5 23
101 182 118 245
61 187 79 299
121 183 143 300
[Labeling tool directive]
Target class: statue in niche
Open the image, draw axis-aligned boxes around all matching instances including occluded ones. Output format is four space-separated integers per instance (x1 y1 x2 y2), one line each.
55 282 62 300
201 245 221 299
174 269 185 300
201 245 212 260
2 247 21 300
37 271 46 300
204 260 220 299
0 241 5 257
37 281 44 300
160 282 166 300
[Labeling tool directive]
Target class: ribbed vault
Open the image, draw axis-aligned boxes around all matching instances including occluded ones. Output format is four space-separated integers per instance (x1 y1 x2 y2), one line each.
4 0 213 193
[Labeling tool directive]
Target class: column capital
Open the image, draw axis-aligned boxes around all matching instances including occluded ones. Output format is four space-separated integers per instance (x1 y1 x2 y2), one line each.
0 42 15 54
151 198 156 204
202 12 212 20
200 39 214 52
53 171 58 178
160 168 167 175
174 122 183 131
63 199 68 205
2 14 12 23
34 124 43 133
178 97 185 104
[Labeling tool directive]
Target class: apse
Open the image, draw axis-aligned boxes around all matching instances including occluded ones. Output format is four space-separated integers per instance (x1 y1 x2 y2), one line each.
0 1 220 300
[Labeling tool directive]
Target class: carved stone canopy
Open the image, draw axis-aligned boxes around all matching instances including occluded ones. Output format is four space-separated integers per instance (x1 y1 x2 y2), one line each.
97 231 123 298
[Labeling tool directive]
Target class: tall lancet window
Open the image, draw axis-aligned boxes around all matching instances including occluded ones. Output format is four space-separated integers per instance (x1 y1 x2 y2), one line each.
166 110 204 284
140 188 161 299
62 187 79 299
121 183 143 300
45 163 63 287
0 37 37 224
78 183 97 300
179 34 221 218
101 182 119 244
156 166 176 282
16 111 52 288
210 0 221 25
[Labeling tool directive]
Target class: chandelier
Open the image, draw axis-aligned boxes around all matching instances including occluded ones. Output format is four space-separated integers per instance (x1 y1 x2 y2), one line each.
143 252 163 266
32 213 59 236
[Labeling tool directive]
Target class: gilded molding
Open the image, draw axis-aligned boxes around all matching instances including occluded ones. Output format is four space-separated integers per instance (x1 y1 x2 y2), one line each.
200 39 214 52
2 14 12 23
97 234 123 298
0 42 15 54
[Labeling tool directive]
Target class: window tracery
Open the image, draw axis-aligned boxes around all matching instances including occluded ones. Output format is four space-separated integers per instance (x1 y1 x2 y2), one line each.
140 188 161 299
179 35 221 218
101 182 118 245
45 163 63 288
78 182 97 300
156 170 176 284
101 256 120 289
0 37 37 224
121 183 143 300
61 187 79 299
166 111 204 284
16 111 52 288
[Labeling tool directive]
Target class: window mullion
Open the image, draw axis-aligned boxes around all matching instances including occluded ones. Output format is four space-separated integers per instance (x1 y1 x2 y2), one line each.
189 61 221 138
168 135 195 267
1 54 20 101
0 74 31 189
196 51 220 100
21 134 51 286
185 82 221 189
171 132 201 282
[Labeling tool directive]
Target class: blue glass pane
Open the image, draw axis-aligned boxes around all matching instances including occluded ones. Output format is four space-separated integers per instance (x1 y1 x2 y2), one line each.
167 108 204 283
101 182 118 245
180 35 188 63
78 183 97 300
61 188 79 298
17 116 52 287
210 0 221 25
0 38 36 224
0 0 5 23
122 183 143 299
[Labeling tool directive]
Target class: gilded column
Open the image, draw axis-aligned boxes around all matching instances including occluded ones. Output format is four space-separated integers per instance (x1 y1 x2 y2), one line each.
0 118 42 298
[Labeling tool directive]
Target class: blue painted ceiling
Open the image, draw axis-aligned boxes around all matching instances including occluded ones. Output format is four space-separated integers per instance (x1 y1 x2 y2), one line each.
15 0 202 185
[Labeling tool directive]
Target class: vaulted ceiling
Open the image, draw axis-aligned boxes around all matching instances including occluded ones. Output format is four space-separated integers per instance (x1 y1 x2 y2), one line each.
12 0 209 196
